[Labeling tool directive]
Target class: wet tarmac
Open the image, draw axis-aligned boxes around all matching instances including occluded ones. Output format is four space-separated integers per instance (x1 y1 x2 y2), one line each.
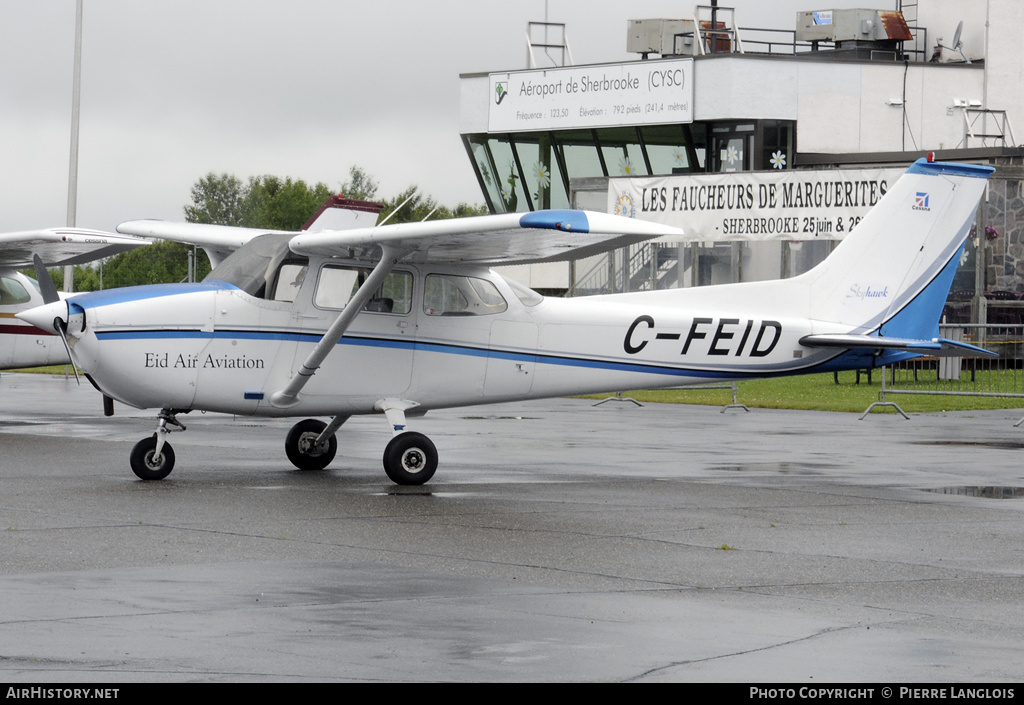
1 372 1023 682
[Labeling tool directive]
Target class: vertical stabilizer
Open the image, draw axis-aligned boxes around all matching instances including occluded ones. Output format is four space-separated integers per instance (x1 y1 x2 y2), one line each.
302 197 384 232
803 159 992 335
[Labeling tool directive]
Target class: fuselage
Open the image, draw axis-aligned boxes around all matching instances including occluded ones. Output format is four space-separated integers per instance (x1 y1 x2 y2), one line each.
0 269 67 369
49 255 850 417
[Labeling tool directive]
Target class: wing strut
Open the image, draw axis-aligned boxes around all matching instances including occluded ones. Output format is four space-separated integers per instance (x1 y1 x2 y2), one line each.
269 245 405 408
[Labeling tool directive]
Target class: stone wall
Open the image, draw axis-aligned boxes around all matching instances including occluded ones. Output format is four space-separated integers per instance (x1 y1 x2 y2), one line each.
985 157 1024 294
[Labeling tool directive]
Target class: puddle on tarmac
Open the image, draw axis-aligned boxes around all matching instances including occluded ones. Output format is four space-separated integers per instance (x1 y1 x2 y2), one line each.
916 440 1024 450
923 486 1024 499
712 462 837 475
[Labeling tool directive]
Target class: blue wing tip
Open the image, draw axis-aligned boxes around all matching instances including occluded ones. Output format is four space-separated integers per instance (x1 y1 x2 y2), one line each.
519 210 591 234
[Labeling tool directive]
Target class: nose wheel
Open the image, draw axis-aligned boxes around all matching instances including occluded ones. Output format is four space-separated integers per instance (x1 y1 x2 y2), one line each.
130 408 185 480
130 435 176 480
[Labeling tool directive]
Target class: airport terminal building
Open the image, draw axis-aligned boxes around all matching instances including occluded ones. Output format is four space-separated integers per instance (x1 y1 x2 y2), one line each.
458 1 1024 323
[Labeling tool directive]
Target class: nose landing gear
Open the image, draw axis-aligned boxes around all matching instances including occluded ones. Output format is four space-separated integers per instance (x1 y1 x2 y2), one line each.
130 408 186 480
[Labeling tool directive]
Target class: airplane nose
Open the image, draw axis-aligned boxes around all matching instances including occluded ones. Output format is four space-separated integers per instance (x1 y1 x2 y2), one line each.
15 300 69 335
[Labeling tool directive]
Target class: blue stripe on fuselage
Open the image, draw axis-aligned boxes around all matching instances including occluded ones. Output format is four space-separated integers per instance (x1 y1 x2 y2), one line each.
66 281 238 309
93 327 846 380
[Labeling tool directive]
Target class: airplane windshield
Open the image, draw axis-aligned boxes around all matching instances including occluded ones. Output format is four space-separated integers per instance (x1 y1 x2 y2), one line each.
204 232 297 298
500 275 544 307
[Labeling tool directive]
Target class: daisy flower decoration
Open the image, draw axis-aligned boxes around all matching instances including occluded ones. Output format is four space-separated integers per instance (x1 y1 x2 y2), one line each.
770 150 787 169
531 162 551 189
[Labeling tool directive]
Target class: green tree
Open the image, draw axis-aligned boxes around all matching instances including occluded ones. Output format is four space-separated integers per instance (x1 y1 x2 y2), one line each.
45 241 210 291
96 241 210 288
237 176 334 230
379 186 488 225
339 165 378 201
183 173 244 225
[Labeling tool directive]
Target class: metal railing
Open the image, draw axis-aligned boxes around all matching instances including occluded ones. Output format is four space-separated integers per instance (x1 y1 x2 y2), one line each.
887 324 1024 398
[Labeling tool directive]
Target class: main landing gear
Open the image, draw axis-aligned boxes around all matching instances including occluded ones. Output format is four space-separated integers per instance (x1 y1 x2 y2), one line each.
130 404 439 485
283 405 438 485
382 431 437 485
284 417 342 471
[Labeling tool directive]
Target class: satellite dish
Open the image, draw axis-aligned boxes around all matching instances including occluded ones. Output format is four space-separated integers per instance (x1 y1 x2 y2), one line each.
938 20 970 63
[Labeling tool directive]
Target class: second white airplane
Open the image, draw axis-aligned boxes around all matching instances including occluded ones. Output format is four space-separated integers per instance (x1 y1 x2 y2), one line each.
19 158 994 484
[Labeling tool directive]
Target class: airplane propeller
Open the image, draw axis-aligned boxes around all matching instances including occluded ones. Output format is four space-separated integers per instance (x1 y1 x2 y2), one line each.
31 255 81 386
31 254 60 305
28 254 115 412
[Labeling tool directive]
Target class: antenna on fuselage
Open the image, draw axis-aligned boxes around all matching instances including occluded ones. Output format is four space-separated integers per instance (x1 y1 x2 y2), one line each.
377 193 416 227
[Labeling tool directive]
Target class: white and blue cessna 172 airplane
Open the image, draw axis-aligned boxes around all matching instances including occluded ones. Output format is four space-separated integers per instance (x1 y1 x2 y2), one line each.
18 158 994 485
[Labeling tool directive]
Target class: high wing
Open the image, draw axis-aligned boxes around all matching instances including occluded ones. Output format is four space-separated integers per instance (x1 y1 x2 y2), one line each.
118 196 383 268
288 210 684 264
800 333 997 358
116 220 288 268
0 228 149 268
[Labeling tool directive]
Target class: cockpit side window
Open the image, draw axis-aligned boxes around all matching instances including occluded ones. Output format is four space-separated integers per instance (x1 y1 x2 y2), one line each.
0 276 32 306
423 274 507 316
313 265 412 314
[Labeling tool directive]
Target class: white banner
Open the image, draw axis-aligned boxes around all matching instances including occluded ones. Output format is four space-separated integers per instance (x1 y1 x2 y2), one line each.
488 59 693 133
608 168 904 242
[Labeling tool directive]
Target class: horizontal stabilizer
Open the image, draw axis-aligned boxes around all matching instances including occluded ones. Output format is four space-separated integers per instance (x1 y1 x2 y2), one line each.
800 333 997 358
120 197 385 268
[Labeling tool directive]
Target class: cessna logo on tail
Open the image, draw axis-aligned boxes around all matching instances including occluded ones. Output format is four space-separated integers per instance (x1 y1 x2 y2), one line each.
914 192 931 211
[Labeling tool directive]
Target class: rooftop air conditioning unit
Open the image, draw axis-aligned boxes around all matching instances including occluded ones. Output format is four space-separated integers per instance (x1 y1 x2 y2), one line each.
796 9 912 43
627 19 700 57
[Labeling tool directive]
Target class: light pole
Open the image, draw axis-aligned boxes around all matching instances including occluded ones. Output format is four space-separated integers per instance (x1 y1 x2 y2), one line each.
65 0 84 292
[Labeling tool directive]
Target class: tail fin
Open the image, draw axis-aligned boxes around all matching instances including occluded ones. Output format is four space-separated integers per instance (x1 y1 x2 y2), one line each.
802 159 992 336
301 196 383 232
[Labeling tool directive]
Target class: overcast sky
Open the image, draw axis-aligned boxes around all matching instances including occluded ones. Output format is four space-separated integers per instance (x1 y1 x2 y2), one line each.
1 0 877 233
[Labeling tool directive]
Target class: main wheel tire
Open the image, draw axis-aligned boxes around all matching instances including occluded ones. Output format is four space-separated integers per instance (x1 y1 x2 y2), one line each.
383 432 437 485
130 435 175 481
285 419 338 470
